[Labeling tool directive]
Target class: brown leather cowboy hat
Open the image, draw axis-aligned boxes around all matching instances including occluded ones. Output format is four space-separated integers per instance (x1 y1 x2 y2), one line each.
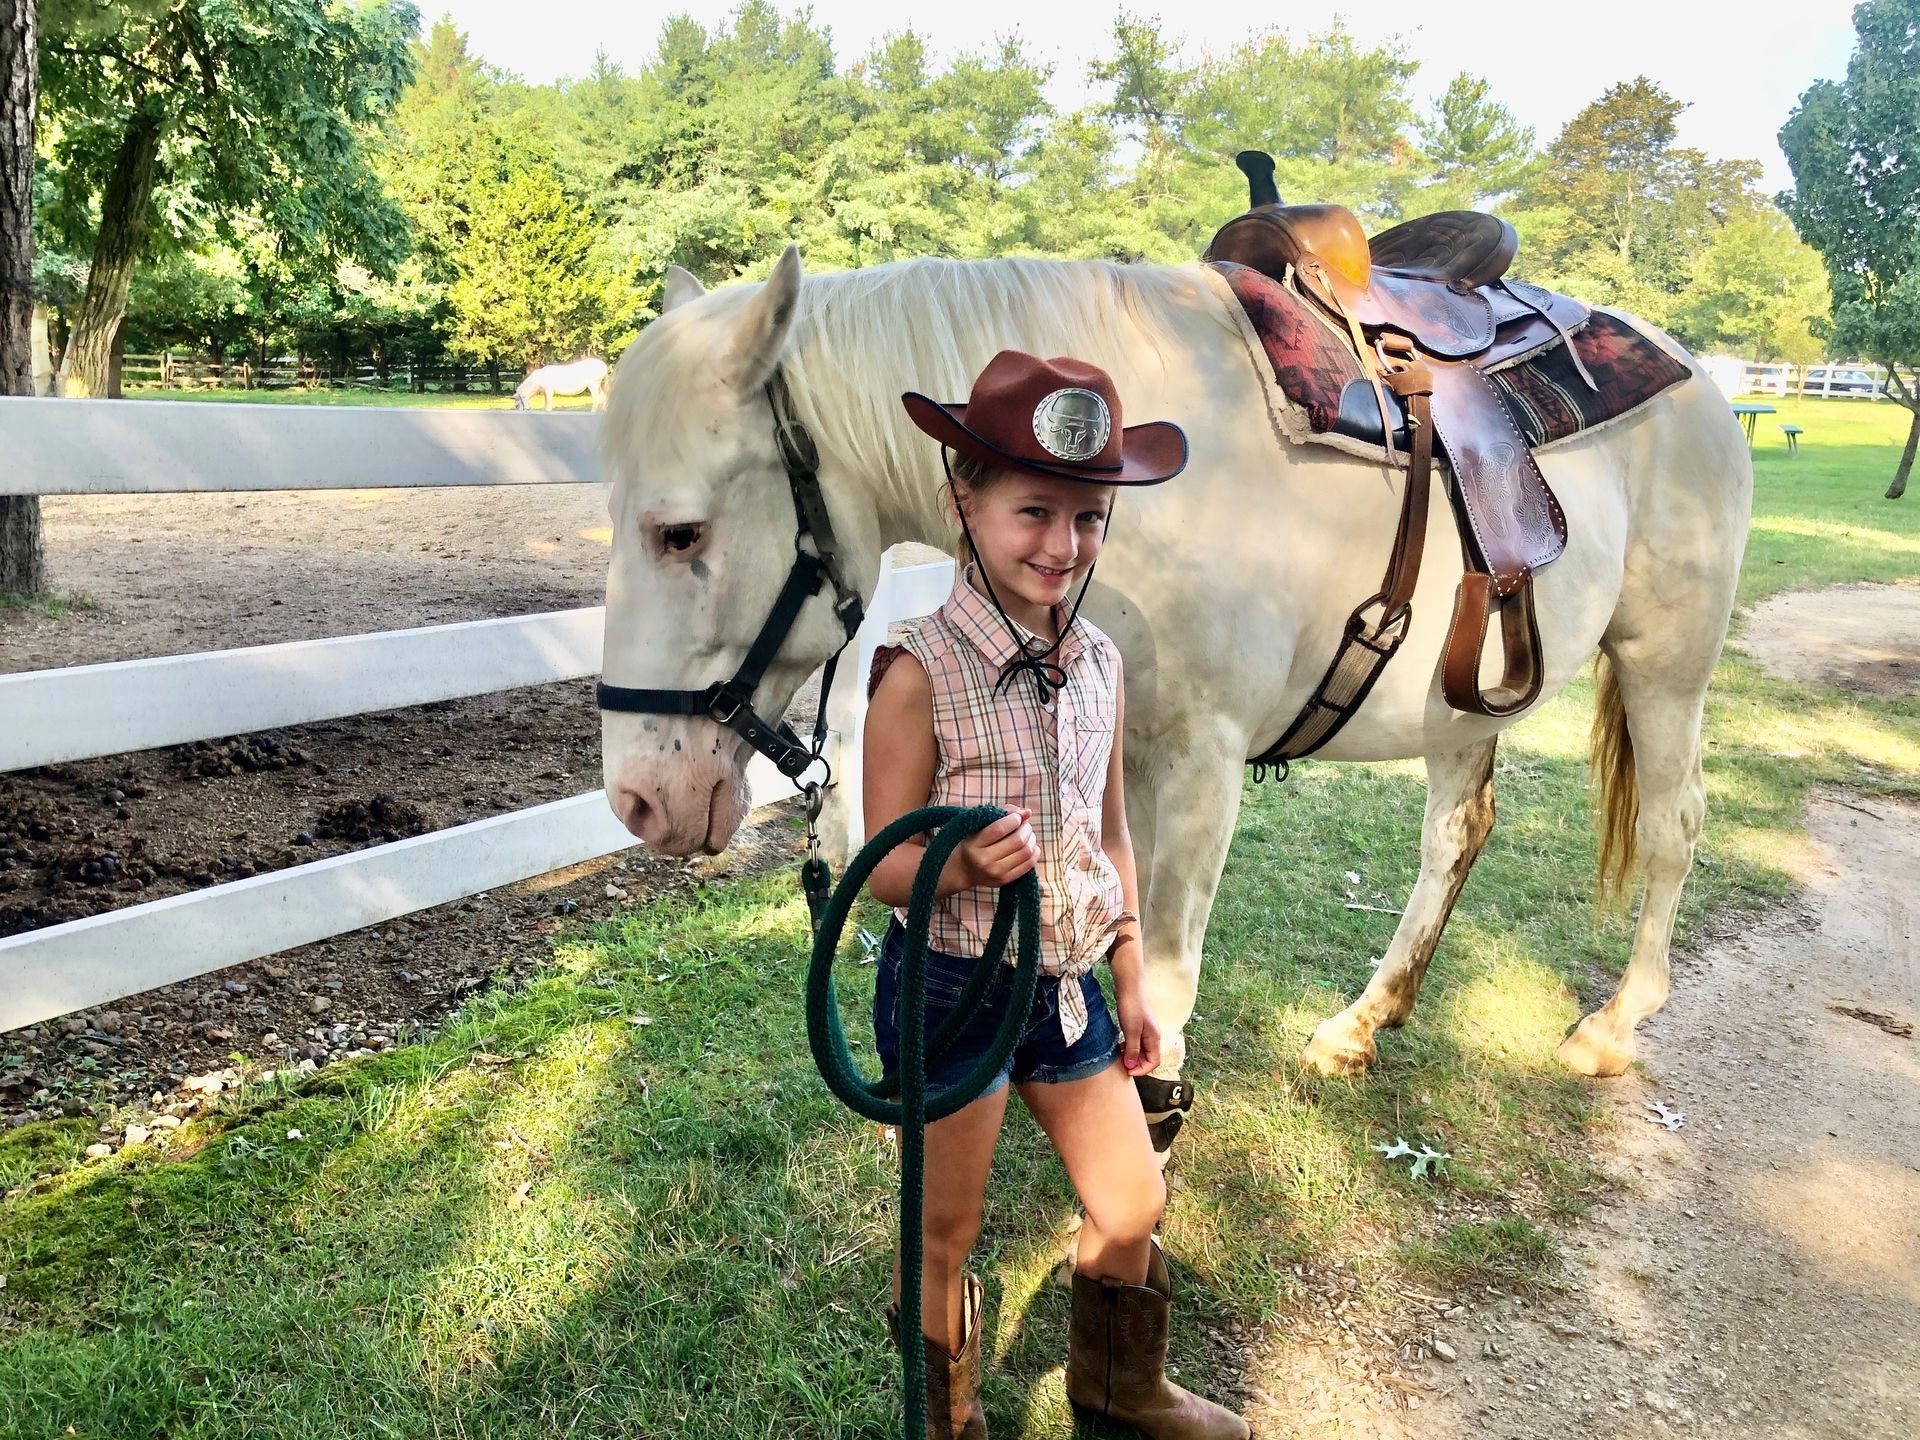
902 350 1187 485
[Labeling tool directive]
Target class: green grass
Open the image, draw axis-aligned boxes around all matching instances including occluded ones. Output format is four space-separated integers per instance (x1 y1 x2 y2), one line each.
0 588 101 619
1736 395 1920 607
126 386 597 411
2 395 1918 1437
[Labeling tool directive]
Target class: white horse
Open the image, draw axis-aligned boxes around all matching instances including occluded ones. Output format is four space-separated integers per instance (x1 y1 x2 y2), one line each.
514 357 610 411
597 246 1750 1091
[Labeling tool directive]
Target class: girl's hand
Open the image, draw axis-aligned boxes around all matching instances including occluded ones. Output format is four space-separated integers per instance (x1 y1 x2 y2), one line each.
957 807 1040 888
1115 983 1161 1076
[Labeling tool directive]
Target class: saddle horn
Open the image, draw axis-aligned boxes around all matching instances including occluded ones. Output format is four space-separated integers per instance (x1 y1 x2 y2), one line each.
1235 150 1281 209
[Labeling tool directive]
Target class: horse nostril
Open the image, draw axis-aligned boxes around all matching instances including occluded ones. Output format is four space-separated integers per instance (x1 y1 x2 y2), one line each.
613 784 654 838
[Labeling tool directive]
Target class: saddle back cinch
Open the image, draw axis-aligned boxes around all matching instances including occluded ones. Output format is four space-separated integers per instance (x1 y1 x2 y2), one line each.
1202 150 1690 770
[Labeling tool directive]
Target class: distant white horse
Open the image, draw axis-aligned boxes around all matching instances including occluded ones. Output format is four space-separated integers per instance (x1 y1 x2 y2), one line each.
514 358 610 411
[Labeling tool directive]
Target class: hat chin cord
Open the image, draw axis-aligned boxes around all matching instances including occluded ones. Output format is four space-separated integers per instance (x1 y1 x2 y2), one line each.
944 449 1112 707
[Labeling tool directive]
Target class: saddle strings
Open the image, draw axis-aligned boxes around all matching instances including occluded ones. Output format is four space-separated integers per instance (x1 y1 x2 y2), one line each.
944 449 1106 707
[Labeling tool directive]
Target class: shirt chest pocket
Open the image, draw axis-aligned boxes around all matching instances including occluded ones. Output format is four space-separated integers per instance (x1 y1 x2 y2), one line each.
1069 692 1117 793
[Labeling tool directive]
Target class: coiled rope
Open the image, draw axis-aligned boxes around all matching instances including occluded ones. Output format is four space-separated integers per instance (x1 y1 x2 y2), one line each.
805 804 1042 1439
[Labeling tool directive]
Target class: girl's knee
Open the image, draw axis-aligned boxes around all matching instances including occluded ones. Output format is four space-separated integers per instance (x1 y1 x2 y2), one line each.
921 1209 985 1268
1091 1172 1165 1247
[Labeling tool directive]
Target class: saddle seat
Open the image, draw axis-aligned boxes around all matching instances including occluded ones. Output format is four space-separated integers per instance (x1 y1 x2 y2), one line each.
1201 148 1604 754
1207 152 1529 355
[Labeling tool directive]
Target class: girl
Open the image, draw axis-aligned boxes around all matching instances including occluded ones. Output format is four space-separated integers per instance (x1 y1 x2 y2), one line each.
863 350 1248 1440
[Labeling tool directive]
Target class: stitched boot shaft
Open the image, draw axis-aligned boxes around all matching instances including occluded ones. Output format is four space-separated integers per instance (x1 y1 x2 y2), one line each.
1063 1244 1250 1440
887 1274 988 1440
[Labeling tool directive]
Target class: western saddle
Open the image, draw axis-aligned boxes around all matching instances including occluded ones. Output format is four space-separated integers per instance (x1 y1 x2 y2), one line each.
1204 150 1599 769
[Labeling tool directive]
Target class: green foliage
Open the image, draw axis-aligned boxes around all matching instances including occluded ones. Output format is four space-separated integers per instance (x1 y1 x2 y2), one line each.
1521 77 1764 309
35 0 419 394
1673 208 1830 363
1778 0 1920 410
445 158 639 369
39 0 417 273
32 2 1842 384
1409 73 1538 213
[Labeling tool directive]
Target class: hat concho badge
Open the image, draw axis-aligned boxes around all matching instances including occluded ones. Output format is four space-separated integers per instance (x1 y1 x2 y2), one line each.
1032 388 1111 462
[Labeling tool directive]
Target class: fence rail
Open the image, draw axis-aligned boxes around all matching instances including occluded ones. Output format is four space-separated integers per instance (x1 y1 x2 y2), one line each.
0 608 603 772
0 394 944 1032
4 395 596 495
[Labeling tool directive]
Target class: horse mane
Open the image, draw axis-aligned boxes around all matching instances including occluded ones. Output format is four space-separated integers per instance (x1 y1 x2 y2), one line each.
780 257 1220 505
606 255 1226 508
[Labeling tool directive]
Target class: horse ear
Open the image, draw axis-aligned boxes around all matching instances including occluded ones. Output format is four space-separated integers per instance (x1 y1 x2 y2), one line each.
722 245 802 396
662 265 705 314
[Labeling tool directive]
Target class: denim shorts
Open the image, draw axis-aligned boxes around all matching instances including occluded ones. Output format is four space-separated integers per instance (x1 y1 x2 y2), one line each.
872 917 1122 1101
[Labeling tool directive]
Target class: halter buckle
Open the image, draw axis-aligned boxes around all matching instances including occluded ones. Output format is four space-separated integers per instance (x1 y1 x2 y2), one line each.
705 684 748 727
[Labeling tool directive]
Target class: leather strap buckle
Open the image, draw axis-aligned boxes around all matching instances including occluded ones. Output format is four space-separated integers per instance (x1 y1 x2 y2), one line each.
705 684 749 726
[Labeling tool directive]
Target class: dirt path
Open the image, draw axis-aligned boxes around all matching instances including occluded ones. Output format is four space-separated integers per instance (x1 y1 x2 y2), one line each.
1736 582 1920 697
1237 792 1920 1439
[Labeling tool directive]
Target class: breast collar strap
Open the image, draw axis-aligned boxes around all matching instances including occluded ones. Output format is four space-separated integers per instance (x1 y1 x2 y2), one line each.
595 369 866 785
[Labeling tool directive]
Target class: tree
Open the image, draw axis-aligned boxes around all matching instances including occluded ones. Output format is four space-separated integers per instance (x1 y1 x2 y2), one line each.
1521 78 1762 299
1410 73 1537 214
38 0 416 396
1183 22 1423 223
1673 208 1829 364
1779 0 1920 498
2 0 41 596
445 155 637 378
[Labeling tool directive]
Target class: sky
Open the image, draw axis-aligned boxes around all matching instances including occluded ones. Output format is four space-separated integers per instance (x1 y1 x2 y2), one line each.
429 0 1860 193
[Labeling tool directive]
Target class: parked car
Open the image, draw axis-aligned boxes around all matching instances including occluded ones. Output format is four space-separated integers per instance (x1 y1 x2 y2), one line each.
1801 365 1886 397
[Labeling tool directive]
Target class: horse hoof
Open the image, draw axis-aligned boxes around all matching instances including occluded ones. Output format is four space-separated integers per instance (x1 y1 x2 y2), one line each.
1302 1015 1377 1076
1558 1012 1634 1076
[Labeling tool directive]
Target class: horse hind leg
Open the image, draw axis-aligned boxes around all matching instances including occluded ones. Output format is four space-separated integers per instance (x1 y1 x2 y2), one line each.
1558 640 1713 1076
1303 737 1498 1075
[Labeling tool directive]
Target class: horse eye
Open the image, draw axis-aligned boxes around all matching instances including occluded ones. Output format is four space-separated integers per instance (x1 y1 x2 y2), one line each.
659 522 705 553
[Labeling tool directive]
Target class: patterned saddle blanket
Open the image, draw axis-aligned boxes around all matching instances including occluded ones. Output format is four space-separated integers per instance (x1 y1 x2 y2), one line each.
1207 259 1692 465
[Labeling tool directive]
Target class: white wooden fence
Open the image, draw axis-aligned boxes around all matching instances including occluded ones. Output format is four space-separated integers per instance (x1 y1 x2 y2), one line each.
0 395 951 1033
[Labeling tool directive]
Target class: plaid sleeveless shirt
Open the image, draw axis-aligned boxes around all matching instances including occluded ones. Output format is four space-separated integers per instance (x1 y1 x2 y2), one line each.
867 569 1129 1045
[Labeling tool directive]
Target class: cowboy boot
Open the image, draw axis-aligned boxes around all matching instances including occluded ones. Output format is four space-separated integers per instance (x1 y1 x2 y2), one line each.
1065 1242 1248 1439
887 1272 988 1439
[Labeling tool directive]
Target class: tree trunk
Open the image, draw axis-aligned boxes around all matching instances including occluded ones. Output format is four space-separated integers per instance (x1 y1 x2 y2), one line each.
1888 407 1920 501
1 0 44 596
487 357 501 394
61 106 162 399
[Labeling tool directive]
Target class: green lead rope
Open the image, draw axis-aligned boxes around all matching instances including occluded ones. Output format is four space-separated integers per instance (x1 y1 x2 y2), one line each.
805 805 1043 1440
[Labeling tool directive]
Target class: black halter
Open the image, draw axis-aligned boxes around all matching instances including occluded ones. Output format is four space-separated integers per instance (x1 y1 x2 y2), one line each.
594 370 866 787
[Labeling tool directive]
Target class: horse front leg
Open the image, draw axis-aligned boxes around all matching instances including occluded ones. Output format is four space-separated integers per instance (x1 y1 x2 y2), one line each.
1129 720 1247 1154
1303 737 1498 1075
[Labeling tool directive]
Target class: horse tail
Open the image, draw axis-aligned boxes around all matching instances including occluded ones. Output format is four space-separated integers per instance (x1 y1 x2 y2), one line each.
1590 652 1639 907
